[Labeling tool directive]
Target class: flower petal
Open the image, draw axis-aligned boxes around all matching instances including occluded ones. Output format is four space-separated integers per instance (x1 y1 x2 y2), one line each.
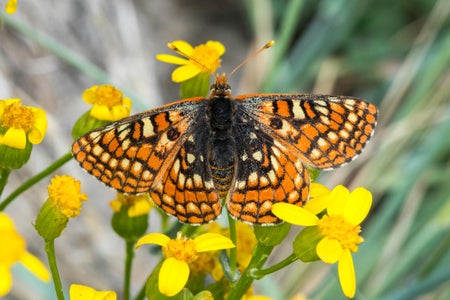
205 41 226 56
110 105 130 121
159 257 189 296
327 185 350 216
0 127 27 149
28 108 47 145
316 237 343 264
0 213 15 230
272 203 319 226
92 291 117 300
128 198 152 217
5 0 17 14
19 252 50 282
89 105 113 121
194 233 235 252
170 40 194 57
0 265 13 297
135 233 170 249
338 249 356 298
155 54 189 65
304 183 331 215
70 284 96 299
172 65 201 82
343 187 372 225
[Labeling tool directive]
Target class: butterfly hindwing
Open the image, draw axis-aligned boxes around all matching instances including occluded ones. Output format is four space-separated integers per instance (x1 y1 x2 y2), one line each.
150 128 222 224
227 111 309 224
237 94 378 170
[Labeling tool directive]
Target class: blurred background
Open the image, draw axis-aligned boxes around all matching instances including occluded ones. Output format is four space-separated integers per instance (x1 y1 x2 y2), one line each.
0 0 449 299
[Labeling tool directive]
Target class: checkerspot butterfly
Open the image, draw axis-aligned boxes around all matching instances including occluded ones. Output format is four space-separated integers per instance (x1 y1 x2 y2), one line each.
72 73 377 225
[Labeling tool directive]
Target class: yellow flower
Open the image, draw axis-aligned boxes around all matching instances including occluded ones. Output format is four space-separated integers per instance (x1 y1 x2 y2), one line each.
272 184 372 298
0 99 47 149
4 0 17 14
156 40 225 82
0 213 50 297
70 284 116 300
136 231 234 296
83 85 131 121
48 175 88 218
233 222 257 269
110 193 153 217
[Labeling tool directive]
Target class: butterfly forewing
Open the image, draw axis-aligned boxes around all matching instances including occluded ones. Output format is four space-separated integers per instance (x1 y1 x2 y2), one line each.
236 94 378 170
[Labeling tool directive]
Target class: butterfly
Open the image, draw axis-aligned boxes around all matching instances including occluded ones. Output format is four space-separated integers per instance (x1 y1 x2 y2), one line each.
72 73 378 225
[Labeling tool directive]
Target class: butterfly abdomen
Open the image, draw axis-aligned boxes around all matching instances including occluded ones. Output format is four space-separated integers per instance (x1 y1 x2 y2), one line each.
207 95 236 198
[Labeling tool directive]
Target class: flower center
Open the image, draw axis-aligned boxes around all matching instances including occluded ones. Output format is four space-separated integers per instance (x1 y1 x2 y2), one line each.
93 85 124 107
162 235 198 263
317 215 364 252
191 44 221 73
0 102 34 131
48 175 88 218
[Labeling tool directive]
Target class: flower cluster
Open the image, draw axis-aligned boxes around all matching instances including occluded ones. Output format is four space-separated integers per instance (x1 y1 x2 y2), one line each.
273 184 372 298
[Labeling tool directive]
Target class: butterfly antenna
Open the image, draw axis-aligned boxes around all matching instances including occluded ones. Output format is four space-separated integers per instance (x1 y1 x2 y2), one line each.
228 40 275 79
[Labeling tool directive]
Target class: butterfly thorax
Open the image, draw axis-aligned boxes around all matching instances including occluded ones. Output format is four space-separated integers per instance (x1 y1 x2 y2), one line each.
207 75 236 199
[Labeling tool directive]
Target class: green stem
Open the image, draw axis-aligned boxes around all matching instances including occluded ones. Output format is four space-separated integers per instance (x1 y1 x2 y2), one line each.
227 213 238 278
227 242 274 299
253 253 298 278
124 240 135 300
0 168 11 198
0 152 72 211
45 239 65 300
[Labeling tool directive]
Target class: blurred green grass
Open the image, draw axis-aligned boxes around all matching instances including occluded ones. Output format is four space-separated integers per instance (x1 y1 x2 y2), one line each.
1 0 449 299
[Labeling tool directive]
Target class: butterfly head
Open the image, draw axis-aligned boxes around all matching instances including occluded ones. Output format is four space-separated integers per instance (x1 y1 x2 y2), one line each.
209 73 231 98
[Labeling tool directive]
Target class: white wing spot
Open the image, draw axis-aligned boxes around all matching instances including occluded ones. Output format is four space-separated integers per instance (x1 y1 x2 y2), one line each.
118 129 130 141
348 112 358 123
317 138 328 148
109 158 118 168
132 161 142 172
241 152 248 161
120 158 130 169
252 151 262 161
339 129 350 139
267 170 277 183
187 153 195 164
344 122 354 131
172 159 180 173
121 139 130 150
142 170 151 180
186 177 193 189
311 148 321 159
292 101 305 119
237 180 246 189
178 173 186 186
327 131 339 143
92 145 103 156
142 118 154 137
193 174 203 188
248 172 258 184
315 105 329 116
